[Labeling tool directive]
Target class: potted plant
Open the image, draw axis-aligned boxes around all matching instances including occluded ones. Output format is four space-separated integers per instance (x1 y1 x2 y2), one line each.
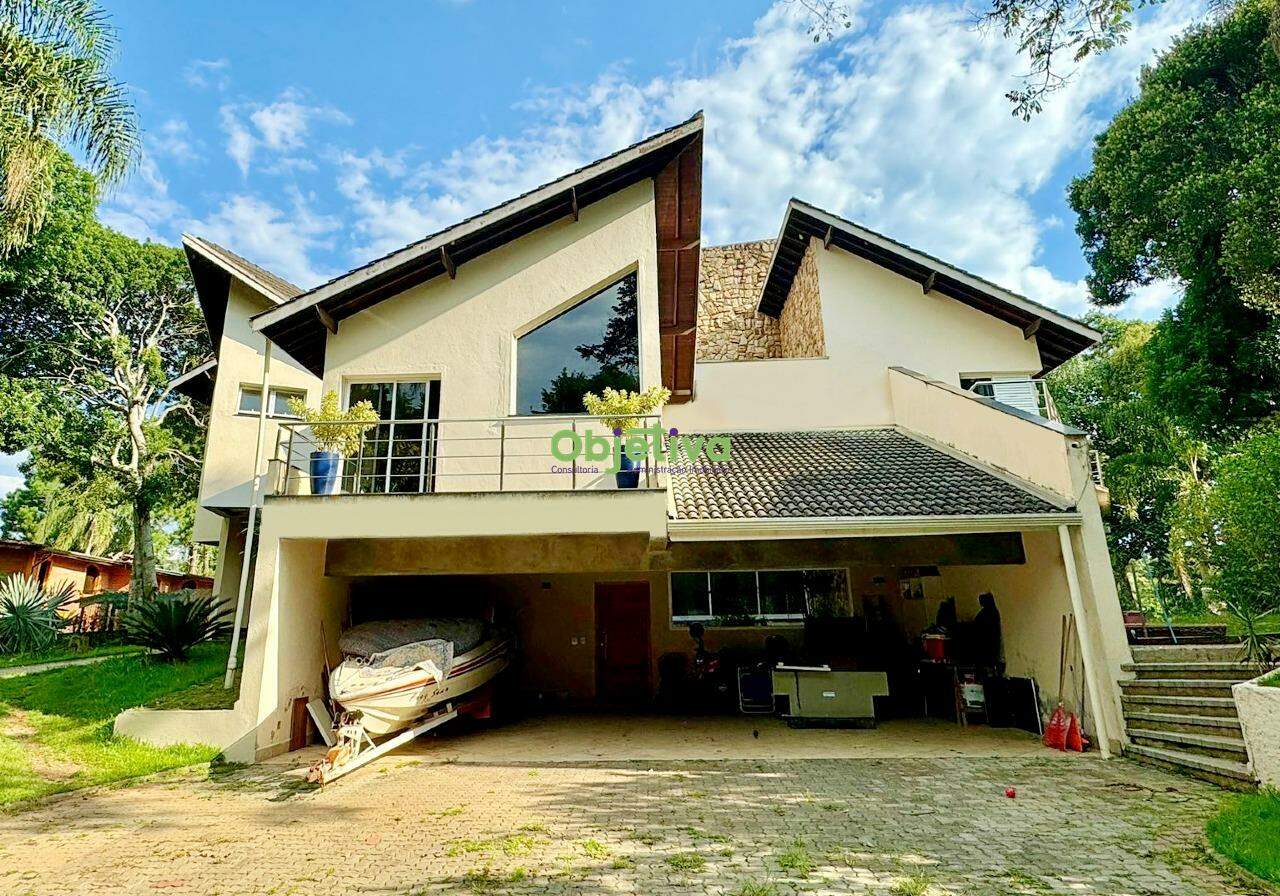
582 385 670 488
288 391 379 495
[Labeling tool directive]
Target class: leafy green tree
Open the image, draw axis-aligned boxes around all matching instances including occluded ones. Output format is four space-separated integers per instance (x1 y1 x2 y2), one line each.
1049 312 1217 610
0 0 137 254
1206 420 1280 661
0 155 209 602
0 463 132 556
1069 0 1280 439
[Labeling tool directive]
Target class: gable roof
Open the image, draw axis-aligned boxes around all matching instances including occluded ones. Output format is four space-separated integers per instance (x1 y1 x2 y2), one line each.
757 200 1101 373
669 428 1072 523
182 235 303 356
250 114 705 396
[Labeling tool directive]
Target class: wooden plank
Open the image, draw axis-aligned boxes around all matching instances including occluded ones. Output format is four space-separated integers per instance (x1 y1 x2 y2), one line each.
570 186 579 222
440 246 456 280
306 698 336 747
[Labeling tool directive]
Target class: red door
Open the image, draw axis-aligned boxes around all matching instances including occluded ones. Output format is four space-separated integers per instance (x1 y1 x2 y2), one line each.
595 582 651 705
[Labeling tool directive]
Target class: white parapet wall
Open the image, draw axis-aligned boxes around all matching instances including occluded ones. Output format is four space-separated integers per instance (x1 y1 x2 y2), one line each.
114 707 258 764
1234 671 1280 788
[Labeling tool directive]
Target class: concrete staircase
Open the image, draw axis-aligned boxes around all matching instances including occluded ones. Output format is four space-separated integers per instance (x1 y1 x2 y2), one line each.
1120 643 1260 790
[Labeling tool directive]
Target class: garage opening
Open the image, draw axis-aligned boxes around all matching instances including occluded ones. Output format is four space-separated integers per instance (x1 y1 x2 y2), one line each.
322 533 1074 750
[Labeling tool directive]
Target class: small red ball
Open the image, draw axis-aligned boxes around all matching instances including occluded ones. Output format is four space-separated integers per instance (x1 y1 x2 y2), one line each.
1005 787 1017 799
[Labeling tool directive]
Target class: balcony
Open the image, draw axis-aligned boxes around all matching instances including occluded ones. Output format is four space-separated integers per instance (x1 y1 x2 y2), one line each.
269 414 666 497
965 377 1061 421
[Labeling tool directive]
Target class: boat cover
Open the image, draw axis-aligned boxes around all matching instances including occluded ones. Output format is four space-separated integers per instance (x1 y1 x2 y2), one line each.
339 618 487 659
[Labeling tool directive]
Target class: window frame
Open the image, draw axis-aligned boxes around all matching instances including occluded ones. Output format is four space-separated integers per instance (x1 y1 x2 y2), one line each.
237 384 307 419
667 567 851 629
342 376 441 495
509 267 642 418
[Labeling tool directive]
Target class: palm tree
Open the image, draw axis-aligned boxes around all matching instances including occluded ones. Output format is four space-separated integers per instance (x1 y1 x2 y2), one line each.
0 0 137 254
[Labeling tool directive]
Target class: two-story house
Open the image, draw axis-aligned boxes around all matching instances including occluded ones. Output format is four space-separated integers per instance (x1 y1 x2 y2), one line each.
121 113 1130 764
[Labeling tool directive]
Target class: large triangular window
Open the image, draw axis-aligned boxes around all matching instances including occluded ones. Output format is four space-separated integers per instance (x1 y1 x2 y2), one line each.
514 272 638 415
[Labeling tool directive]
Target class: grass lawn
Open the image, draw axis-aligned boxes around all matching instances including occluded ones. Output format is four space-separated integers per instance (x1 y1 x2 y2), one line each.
1169 610 1280 638
1207 790 1280 884
0 642 235 806
0 642 142 670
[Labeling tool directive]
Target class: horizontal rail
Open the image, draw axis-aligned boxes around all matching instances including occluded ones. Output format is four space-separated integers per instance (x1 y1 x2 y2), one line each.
270 414 666 497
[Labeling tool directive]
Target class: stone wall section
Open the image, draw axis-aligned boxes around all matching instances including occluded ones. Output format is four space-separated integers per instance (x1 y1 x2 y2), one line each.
695 240 781 361
779 237 825 358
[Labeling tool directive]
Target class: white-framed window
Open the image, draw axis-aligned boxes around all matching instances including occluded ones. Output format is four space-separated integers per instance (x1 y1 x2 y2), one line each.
238 385 306 418
669 568 851 626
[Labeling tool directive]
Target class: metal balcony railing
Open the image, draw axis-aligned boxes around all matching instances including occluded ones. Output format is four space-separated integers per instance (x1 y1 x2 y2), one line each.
966 377 1061 421
270 414 665 496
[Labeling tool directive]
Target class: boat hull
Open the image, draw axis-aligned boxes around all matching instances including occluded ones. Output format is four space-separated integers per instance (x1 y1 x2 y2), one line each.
330 636 512 736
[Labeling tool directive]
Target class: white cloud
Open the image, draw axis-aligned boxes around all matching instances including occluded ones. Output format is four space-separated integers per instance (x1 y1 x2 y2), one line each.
221 90 352 176
149 118 202 164
0 451 26 501
329 0 1199 318
184 58 231 91
186 191 340 288
99 155 185 243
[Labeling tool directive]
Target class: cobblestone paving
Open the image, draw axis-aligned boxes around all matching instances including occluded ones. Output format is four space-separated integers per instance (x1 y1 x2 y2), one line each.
0 754 1260 896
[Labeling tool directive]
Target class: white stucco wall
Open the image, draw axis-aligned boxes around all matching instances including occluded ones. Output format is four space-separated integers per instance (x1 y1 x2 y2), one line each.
668 237 1043 433
1235 673 1280 788
197 282 320 511
321 182 660 421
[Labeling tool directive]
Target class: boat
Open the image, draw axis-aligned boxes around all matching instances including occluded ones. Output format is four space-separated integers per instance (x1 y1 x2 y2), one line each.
328 618 514 736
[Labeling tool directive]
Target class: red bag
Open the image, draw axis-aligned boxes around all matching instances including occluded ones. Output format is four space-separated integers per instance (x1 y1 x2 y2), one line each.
1065 713 1084 752
1044 705 1067 750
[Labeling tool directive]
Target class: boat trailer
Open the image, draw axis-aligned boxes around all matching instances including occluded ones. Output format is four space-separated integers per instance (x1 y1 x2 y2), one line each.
307 704 458 785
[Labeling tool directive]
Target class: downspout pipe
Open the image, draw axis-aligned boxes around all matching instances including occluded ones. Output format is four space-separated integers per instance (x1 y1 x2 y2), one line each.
1058 523 1113 758
224 339 274 689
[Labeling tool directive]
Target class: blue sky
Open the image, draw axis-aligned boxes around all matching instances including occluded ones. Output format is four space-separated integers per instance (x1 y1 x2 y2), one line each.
0 0 1202 499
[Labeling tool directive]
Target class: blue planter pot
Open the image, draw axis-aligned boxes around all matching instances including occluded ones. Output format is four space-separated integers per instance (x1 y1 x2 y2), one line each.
615 448 641 489
309 450 342 495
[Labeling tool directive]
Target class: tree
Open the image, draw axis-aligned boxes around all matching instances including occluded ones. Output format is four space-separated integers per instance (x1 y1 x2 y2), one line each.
1206 420 1280 661
1069 0 1280 439
0 155 209 602
0 0 137 254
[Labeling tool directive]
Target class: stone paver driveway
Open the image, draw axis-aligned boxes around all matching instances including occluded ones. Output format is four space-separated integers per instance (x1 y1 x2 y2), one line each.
0 753 1260 896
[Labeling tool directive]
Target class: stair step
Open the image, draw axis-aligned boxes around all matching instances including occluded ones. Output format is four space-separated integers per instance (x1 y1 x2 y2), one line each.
1131 644 1247 663
1121 694 1240 718
1122 661 1262 681
1124 743 1255 790
1122 711 1243 737
1128 727 1250 762
1120 678 1238 698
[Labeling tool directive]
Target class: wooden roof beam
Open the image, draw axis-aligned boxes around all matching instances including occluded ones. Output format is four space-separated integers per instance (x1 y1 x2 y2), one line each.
315 305 338 335
440 246 456 280
1023 317 1043 340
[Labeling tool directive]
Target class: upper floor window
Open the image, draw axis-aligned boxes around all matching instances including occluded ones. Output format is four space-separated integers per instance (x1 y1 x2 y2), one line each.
238 385 306 418
514 272 639 415
346 380 441 494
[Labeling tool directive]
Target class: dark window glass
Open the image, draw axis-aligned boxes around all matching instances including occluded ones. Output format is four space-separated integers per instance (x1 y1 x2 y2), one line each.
671 573 710 619
346 381 435 494
759 570 807 616
515 273 639 415
710 571 758 618
803 569 850 617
